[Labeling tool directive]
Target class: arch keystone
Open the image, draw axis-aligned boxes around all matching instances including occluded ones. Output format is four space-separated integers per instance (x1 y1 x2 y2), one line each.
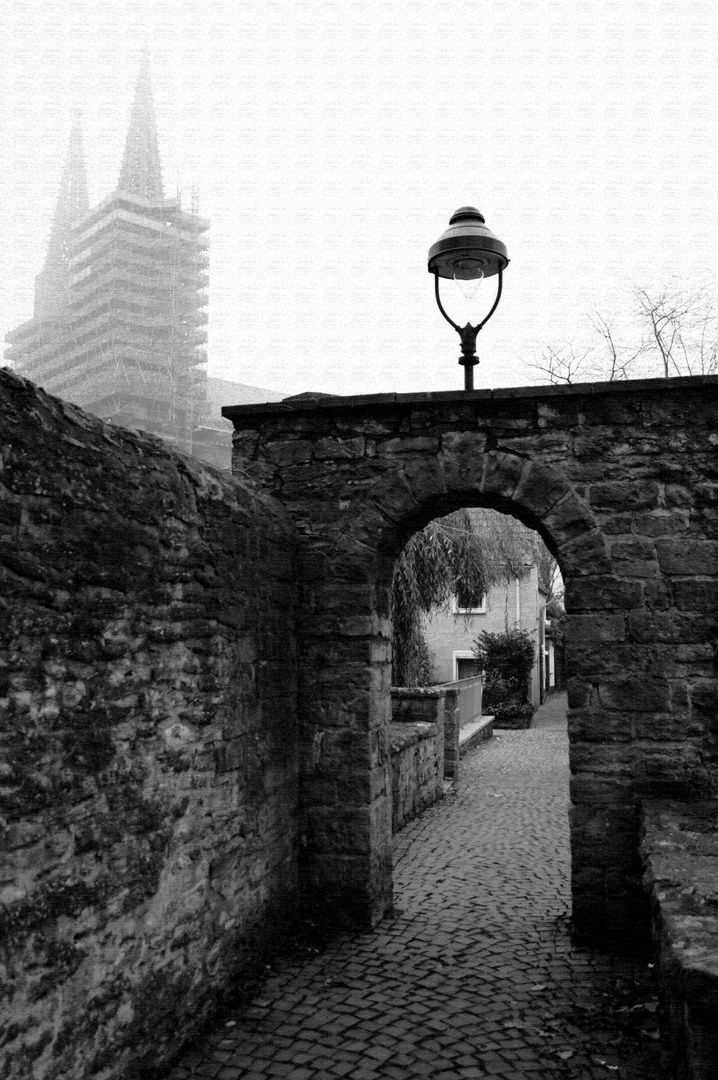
480 451 526 501
440 431 488 491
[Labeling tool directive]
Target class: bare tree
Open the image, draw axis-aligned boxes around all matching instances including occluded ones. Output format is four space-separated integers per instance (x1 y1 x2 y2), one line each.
525 341 598 385
526 283 718 385
634 286 718 377
587 309 645 380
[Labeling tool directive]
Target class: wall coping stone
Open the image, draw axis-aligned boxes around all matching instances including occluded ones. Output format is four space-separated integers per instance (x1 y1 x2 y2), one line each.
223 374 718 423
440 675 484 693
391 686 447 700
389 721 438 752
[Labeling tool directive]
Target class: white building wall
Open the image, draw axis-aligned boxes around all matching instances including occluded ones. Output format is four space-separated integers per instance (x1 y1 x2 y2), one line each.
423 565 545 707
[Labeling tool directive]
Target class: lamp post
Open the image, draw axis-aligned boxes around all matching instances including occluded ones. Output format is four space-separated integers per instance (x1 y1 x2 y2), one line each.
428 206 509 390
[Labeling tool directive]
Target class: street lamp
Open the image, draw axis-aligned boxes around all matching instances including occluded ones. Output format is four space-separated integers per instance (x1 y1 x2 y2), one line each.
428 206 509 390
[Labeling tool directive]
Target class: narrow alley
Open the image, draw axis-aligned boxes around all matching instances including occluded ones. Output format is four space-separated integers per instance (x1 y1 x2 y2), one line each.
165 695 666 1080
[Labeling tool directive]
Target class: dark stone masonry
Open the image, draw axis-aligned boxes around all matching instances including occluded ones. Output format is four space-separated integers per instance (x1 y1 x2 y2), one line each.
223 376 718 953
0 370 299 1078
3 367 718 1078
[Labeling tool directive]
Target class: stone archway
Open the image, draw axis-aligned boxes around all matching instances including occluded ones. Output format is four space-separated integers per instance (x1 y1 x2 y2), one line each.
225 378 718 950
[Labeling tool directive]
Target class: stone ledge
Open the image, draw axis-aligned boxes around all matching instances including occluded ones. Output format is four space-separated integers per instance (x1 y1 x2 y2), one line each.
640 799 718 1080
223 374 718 423
390 686 447 699
389 721 438 752
459 716 495 756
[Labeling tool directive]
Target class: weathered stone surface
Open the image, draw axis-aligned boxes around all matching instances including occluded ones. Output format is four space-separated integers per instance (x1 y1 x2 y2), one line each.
675 579 718 612
0 370 300 1080
598 676 672 713
589 480 661 509
565 575 643 611
389 713 444 832
225 375 718 955
641 800 718 1080
656 538 718 576
568 613 627 641
541 491 596 544
5 369 718 1078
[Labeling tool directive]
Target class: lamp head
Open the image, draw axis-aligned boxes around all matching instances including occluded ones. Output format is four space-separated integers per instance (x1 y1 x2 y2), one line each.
428 206 509 280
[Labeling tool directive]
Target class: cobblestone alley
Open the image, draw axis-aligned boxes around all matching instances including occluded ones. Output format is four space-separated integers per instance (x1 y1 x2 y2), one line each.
166 695 666 1080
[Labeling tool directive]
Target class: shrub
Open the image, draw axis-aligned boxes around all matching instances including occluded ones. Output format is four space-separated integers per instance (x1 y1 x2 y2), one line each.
491 700 535 728
474 629 536 709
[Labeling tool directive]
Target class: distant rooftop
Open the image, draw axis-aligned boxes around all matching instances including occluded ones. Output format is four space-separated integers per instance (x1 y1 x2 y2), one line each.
204 375 285 427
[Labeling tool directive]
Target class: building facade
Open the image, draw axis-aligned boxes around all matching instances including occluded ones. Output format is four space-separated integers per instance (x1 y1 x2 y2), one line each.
422 565 548 707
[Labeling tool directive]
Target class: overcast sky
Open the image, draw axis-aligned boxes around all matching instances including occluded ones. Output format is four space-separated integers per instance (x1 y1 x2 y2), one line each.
3 0 718 399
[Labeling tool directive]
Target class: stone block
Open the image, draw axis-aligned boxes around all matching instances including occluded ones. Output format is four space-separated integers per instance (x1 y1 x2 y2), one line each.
440 430 488 491
675 579 718 612
308 805 375 855
512 461 570 519
566 678 592 709
598 512 637 535
565 576 643 612
628 611 715 644
632 510 690 537
541 492 596 544
570 743 634 776
568 613 626 642
598 676 671 713
570 773 636 805
609 536 657 562
568 708 632 742
379 436 439 455
265 439 314 466
690 682 718 732
589 480 661 510
633 712 703 740
480 451 526 501
559 530 612 576
656 539 718 576
397 455 447 506
314 436 366 460
638 741 708 786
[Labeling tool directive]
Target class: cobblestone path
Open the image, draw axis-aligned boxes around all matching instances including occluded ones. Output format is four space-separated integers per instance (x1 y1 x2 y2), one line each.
166 706 666 1080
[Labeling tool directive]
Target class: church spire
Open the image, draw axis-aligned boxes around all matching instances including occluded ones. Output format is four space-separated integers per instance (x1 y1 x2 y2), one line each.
34 108 89 320
117 50 164 201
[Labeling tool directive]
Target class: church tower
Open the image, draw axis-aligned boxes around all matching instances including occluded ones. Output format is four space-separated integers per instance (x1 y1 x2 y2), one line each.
5 54 210 456
34 107 90 321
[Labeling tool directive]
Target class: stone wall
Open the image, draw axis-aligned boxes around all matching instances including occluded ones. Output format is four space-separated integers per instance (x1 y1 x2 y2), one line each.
0 370 299 1080
225 376 718 950
640 800 718 1080
390 689 445 831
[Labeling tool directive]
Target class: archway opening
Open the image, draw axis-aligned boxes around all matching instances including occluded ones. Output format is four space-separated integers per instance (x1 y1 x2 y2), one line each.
390 505 564 701
385 501 568 843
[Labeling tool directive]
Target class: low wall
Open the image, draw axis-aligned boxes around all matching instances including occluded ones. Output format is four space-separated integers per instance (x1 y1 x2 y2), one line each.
640 800 718 1080
390 689 445 831
0 370 300 1080
440 676 483 779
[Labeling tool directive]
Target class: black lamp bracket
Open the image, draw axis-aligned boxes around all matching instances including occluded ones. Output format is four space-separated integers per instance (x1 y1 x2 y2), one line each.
433 268 504 390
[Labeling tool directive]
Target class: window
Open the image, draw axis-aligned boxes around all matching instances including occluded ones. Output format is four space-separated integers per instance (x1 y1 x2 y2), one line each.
452 589 486 614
